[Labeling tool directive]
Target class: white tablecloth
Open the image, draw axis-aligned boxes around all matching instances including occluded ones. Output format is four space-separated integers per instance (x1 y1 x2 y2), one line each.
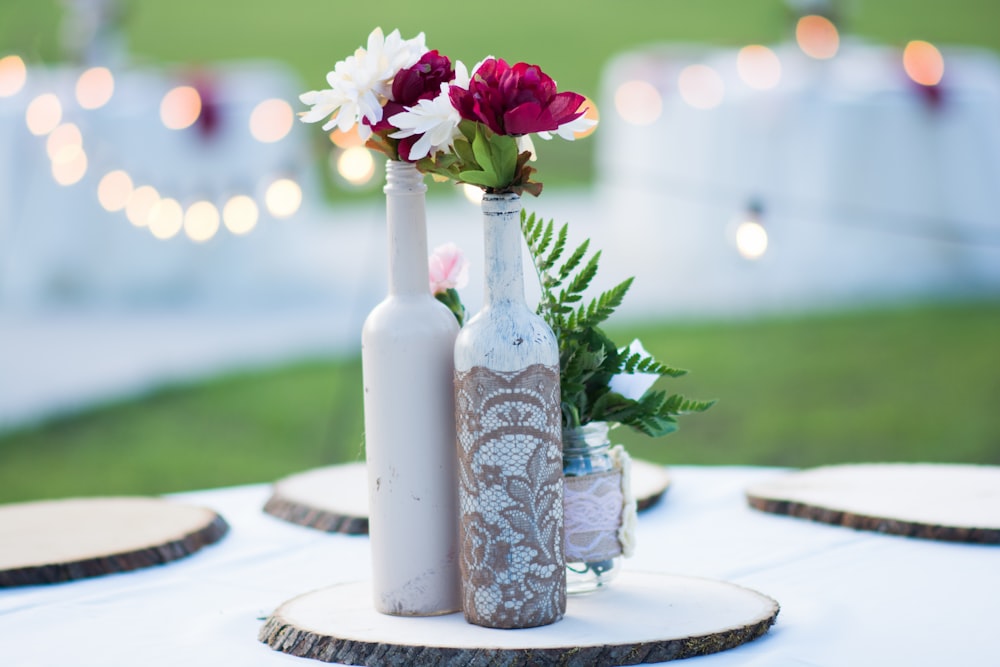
1 466 996 666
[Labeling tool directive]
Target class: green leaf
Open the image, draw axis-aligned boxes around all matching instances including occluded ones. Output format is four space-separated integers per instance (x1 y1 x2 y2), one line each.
458 170 497 187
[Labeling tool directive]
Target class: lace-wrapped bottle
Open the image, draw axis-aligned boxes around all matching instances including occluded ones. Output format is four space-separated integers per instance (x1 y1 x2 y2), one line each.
453 192 565 629
562 421 637 593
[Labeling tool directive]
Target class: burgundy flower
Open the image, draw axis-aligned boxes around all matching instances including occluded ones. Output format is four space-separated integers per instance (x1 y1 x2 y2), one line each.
449 58 585 136
369 50 454 134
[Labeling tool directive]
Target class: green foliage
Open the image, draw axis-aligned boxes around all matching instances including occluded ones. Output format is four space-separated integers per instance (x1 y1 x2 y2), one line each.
521 210 714 435
417 121 542 196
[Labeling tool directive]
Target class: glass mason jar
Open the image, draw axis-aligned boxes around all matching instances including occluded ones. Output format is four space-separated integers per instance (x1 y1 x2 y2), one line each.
562 421 626 593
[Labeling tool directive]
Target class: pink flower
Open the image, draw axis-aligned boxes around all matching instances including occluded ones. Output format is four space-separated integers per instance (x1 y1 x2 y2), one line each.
428 242 469 295
449 58 586 136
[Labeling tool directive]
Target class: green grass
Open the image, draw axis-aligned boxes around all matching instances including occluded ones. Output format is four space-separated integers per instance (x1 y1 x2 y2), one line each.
1 301 998 503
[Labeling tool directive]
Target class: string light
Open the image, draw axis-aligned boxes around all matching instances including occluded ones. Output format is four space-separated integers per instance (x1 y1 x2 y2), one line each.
732 200 768 260
160 85 202 130
223 195 259 235
249 98 294 143
97 170 133 211
903 41 945 86
678 64 725 110
336 146 376 186
11 56 307 242
75 66 114 109
265 178 302 218
184 200 221 242
796 15 840 60
737 45 782 90
613 80 662 126
0 54 27 97
147 197 184 239
25 93 63 135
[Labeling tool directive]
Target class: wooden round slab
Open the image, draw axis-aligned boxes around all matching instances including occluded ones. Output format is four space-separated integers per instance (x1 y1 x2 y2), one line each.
0 497 229 586
746 463 1000 543
259 571 778 665
263 460 672 534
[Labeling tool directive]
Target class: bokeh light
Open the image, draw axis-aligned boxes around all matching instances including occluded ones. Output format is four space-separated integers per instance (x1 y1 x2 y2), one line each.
329 128 364 148
97 170 133 212
147 197 184 240
160 85 202 130
796 15 840 60
614 80 662 126
336 146 376 186
678 65 725 110
737 45 782 90
76 66 114 109
184 200 221 242
736 221 768 260
0 54 27 97
223 195 259 235
462 183 484 205
125 185 160 227
265 178 302 218
574 96 600 139
903 40 945 86
26 93 63 136
46 123 83 164
51 149 87 186
249 98 295 143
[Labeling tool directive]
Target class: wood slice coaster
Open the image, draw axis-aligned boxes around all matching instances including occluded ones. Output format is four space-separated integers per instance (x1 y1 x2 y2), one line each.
263 460 672 535
746 463 1000 544
259 571 778 666
0 497 229 587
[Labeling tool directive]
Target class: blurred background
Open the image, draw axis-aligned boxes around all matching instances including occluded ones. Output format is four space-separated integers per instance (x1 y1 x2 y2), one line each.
1 0 998 501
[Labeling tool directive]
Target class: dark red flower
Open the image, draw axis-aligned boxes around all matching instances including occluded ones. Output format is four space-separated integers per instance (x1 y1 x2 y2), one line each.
449 58 585 136
368 50 454 134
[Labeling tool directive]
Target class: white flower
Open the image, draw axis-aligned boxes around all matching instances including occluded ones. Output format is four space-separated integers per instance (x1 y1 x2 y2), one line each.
388 83 462 160
608 339 659 400
298 27 427 134
536 113 599 141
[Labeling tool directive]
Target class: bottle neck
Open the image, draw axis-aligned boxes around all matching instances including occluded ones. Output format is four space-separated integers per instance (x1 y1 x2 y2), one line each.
384 161 430 297
481 193 525 306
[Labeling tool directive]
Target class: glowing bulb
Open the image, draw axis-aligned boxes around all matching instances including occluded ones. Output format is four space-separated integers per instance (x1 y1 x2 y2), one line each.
0 54 27 97
125 185 160 227
903 40 945 86
462 183 484 205
26 93 63 136
337 146 376 186
46 123 83 164
678 65 725 110
796 15 839 60
76 66 114 109
736 221 768 260
574 96 600 139
737 45 782 90
97 170 133 212
184 200 220 242
329 128 364 148
223 195 259 235
51 149 87 186
249 98 294 143
265 178 302 218
160 85 202 130
613 80 662 126
147 198 184 240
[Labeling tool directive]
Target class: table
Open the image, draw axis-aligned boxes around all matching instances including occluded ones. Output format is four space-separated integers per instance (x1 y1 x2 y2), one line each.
1 466 997 666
